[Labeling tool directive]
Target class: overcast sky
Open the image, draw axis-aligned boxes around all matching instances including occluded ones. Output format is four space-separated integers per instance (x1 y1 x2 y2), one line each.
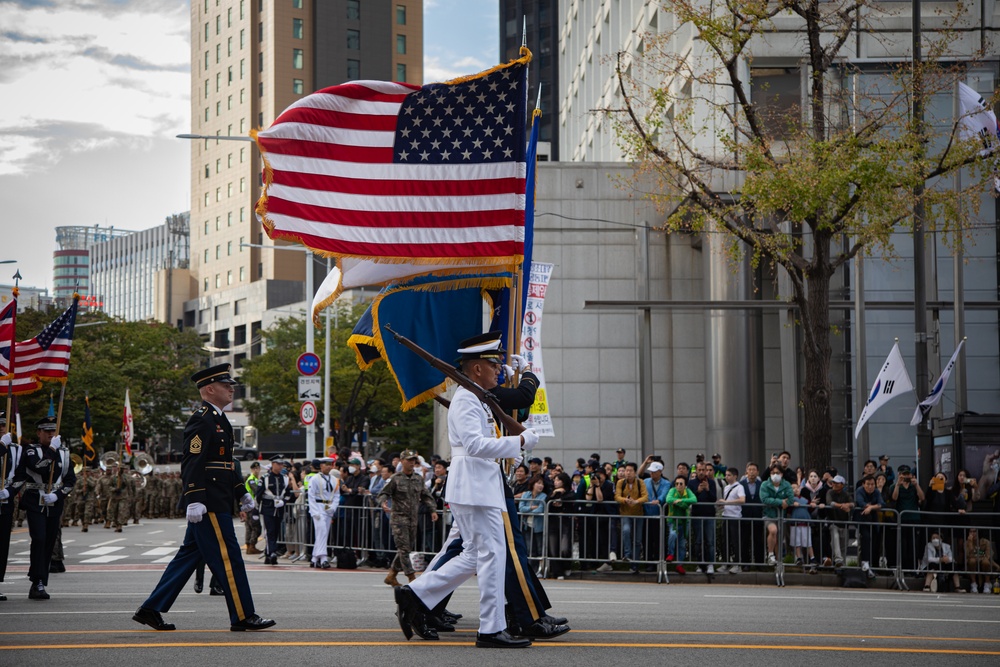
0 0 499 292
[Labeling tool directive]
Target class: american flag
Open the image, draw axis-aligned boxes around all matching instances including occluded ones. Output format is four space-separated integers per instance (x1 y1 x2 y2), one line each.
0 299 77 395
0 298 14 381
254 56 529 265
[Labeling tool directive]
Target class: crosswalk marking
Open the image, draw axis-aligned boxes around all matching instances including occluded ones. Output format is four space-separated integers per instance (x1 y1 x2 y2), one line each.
141 547 177 556
79 555 129 564
78 547 124 557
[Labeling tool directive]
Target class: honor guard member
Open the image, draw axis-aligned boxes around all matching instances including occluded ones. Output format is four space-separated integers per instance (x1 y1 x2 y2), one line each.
396 331 539 649
378 449 438 586
1 412 26 601
409 358 569 640
133 363 275 632
307 457 340 568
20 416 76 600
255 455 293 565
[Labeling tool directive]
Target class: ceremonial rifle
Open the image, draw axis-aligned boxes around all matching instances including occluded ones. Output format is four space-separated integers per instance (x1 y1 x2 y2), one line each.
383 325 525 437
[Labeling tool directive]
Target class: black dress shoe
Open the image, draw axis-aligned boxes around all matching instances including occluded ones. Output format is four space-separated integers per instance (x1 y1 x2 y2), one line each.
210 585 225 596
193 579 204 594
427 615 455 632
444 609 463 620
393 588 414 640
541 614 568 626
28 582 49 600
0 591 7 601
394 586 437 640
519 619 570 640
320 560 331 569
132 607 176 631
49 561 66 573
476 630 531 648
230 614 276 632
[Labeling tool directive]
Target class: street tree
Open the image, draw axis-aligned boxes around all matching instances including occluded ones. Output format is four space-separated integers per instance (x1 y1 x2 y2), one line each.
610 0 996 470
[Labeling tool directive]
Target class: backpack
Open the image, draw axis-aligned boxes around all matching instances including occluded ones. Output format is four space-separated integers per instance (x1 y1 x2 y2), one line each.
335 548 358 570
839 568 869 589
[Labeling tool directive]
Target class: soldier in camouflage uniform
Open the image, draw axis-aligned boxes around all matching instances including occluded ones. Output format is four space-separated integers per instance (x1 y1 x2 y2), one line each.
99 466 134 532
376 449 438 586
133 474 147 524
165 472 181 518
69 467 99 531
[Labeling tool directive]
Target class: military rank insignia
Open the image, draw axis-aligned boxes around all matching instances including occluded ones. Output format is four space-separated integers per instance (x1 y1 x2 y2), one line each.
190 435 203 454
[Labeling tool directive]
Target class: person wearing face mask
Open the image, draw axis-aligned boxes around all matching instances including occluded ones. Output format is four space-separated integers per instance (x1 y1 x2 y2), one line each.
338 456 370 559
924 472 959 553
256 456 294 565
760 464 794 567
922 532 963 593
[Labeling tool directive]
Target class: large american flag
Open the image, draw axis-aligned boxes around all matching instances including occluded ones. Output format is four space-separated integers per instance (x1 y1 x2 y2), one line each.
254 56 529 265
0 299 77 395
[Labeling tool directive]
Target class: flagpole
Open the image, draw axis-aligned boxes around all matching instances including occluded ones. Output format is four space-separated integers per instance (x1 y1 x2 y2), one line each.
951 81 967 414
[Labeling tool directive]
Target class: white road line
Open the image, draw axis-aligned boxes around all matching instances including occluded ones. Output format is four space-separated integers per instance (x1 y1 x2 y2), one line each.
148 530 163 535
79 555 129 564
141 547 177 556
874 617 1000 624
0 610 196 616
78 547 125 556
90 538 126 548
555 600 660 605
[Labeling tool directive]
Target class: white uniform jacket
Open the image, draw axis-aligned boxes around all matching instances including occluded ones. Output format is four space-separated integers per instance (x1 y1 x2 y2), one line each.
308 472 341 518
444 385 521 510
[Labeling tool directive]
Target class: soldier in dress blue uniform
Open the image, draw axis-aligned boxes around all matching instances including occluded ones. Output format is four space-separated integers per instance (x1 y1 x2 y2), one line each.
0 412 26 602
19 415 76 600
133 364 275 632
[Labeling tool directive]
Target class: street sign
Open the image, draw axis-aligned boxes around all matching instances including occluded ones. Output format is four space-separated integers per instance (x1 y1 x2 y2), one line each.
298 376 321 401
299 401 317 426
297 352 321 376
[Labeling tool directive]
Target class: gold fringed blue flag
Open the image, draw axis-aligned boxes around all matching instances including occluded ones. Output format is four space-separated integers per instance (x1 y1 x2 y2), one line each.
348 271 511 410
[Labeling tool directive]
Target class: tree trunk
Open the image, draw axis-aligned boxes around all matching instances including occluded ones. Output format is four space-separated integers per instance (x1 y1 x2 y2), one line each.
799 235 834 473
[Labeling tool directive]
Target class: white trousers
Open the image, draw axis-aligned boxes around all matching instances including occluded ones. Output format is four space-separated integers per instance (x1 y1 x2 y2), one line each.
311 512 332 562
408 503 507 634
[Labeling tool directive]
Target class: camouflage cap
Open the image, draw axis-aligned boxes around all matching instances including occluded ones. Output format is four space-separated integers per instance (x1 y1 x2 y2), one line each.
400 449 419 460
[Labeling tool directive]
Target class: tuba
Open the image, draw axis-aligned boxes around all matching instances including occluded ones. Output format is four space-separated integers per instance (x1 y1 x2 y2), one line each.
132 453 154 475
71 453 84 475
99 451 120 472
129 470 147 489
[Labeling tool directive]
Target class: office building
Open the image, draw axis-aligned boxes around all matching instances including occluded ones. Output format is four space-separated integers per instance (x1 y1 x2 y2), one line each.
53 225 134 308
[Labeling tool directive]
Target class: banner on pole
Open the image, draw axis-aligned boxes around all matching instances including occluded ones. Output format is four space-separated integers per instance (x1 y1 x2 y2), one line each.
522 262 554 437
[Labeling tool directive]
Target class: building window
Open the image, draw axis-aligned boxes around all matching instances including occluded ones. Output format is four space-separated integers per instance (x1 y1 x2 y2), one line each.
228 65 233 83
216 72 220 91
240 147 245 163
396 63 406 82
204 164 210 178
204 22 209 42
258 21 263 42
216 187 221 202
292 48 303 69
216 43 220 63
258 262 263 279
215 15 220 35
216 100 221 116
239 266 245 282
216 216 221 230
204 278 209 291
396 34 406 54
240 118 246 132
204 192 210 206
204 249 209 263
204 51 209 70
750 67 802 141
240 88 245 103
258 52 263 73
227 270 233 285
258 81 263 97
227 183 233 198
204 220 210 234
239 235 244 250
227 6 232 27
240 59 245 79
216 158 221 173
216 245 221 260
227 36 232 56
347 59 360 80
240 0 244 20
240 177 246 193
258 111 263 126
240 28 245 49
215 274 221 288
240 206 245 221
347 29 360 50
348 0 360 20
293 0 302 8
204 78 209 98
293 78 304 94
227 95 232 111
293 18 303 39
396 4 406 25
204 107 209 121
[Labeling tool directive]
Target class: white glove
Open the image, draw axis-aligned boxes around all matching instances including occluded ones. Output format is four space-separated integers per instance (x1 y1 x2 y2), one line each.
0 489 9 501
50 435 62 450
521 429 539 452
273 499 285 509
42 492 58 505
186 502 207 523
0 433 11 446
510 354 529 372
513 454 524 468
503 364 515 380
240 493 255 513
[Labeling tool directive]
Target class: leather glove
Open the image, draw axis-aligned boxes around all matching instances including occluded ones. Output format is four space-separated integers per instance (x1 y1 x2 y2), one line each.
240 493 255 513
0 433 11 446
0 489 9 501
510 354 529 372
186 502 207 523
42 492 58 505
521 429 539 452
50 434 62 450
273 499 285 509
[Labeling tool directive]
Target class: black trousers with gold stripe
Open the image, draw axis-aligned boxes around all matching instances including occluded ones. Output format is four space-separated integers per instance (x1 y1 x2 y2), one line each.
142 512 255 625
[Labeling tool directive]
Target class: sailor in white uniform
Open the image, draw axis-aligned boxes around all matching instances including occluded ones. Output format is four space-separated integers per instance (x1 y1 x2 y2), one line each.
397 332 539 649
308 457 340 568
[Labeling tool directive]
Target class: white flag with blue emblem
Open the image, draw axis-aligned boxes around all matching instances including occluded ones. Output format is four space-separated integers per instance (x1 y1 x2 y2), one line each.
910 340 965 426
855 342 914 439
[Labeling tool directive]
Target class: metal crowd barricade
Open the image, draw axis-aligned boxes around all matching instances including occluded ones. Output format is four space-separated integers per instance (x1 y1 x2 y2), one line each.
896 510 1000 592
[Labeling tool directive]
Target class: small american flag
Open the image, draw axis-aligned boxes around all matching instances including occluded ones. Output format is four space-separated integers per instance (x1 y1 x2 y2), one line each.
0 299 77 395
254 55 530 265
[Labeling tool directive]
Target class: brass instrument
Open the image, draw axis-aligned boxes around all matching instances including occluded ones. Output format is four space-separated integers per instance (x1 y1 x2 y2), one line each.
99 451 120 471
132 453 153 475
129 470 147 489
71 453 83 475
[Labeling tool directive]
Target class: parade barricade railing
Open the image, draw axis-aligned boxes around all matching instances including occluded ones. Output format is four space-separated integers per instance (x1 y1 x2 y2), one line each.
896 510 1000 592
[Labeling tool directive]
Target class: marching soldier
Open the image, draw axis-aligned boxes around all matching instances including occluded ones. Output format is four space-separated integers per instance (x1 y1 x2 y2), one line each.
71 466 99 532
166 472 181 518
19 416 76 600
378 450 437 586
307 457 340 568
1 412 26 601
134 473 147 523
133 363 274 632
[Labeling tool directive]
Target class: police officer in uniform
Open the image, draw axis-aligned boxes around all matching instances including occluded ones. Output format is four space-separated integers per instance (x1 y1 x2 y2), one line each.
133 363 275 631
378 449 437 585
255 456 293 565
1 412 26 601
20 416 76 600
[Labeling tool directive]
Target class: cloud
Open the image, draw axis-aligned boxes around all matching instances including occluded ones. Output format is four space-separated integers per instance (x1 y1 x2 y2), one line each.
79 45 187 73
0 120 145 176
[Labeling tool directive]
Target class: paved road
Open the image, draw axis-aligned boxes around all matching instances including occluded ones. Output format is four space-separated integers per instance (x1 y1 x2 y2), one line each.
2 518 999 664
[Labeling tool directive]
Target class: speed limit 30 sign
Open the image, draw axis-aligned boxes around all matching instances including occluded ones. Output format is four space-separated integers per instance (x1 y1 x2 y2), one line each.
299 401 317 426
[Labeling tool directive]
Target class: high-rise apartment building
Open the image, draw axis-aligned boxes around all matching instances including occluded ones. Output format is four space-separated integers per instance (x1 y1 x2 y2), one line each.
187 0 423 362
499 0 558 160
53 225 134 308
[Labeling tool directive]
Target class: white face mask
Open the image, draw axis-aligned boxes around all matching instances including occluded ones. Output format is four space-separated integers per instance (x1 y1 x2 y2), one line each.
348 466 358 474
931 538 942 547
770 474 782 484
